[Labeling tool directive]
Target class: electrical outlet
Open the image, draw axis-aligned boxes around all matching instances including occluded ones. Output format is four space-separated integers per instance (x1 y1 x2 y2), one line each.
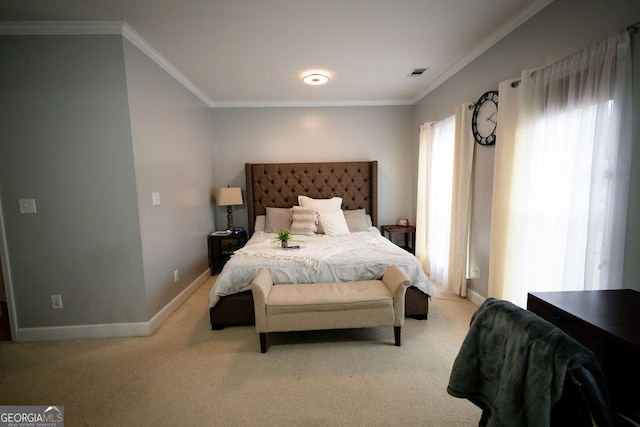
173 269 179 283
152 192 161 206
19 198 37 214
470 266 480 279
51 295 63 309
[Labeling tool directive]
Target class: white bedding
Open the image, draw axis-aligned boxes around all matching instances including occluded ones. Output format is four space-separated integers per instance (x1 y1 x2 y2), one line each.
208 227 433 308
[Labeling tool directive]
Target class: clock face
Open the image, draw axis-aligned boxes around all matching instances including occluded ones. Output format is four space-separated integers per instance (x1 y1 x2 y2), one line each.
472 91 498 146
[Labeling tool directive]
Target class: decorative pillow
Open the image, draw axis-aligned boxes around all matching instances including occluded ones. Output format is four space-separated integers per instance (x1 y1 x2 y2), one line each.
290 206 318 235
265 207 292 233
298 196 342 233
343 209 369 232
254 215 266 232
319 210 350 236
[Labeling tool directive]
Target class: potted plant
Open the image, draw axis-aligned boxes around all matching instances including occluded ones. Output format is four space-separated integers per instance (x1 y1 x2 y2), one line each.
277 229 291 248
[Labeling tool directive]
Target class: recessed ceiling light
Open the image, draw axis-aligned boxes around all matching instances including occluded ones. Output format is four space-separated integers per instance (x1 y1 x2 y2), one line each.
303 73 329 85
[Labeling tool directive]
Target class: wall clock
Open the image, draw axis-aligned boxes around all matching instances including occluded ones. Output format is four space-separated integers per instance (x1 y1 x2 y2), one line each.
471 90 499 146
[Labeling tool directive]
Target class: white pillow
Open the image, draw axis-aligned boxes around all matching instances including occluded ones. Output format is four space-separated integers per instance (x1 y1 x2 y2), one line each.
290 206 318 235
298 196 342 233
319 210 350 236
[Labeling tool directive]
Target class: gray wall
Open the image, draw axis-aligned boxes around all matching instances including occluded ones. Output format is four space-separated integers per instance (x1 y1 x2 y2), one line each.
0 33 215 331
123 40 215 317
0 35 147 326
210 106 415 231
413 0 640 297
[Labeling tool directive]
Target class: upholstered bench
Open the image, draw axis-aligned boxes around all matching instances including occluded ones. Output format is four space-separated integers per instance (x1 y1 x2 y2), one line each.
250 264 412 353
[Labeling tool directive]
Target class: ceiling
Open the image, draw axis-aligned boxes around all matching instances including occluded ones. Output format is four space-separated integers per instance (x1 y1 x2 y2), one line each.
0 0 553 107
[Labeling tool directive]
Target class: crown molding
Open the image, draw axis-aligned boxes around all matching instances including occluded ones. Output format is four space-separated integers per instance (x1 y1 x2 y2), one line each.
210 99 414 108
0 20 214 107
120 23 213 106
1 0 553 109
0 20 123 34
410 0 554 104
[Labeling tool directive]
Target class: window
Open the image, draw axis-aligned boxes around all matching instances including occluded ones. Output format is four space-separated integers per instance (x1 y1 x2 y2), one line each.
490 31 631 307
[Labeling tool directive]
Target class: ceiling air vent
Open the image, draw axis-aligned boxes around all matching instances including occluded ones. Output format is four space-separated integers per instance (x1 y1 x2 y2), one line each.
407 67 429 77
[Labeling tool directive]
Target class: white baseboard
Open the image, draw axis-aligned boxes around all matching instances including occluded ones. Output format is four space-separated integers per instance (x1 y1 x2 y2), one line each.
465 286 486 307
15 270 209 342
147 269 210 335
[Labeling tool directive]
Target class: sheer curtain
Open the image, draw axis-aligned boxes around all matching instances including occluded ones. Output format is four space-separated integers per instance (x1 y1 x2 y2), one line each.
416 110 474 295
415 122 432 276
449 104 476 296
488 31 632 307
416 116 455 286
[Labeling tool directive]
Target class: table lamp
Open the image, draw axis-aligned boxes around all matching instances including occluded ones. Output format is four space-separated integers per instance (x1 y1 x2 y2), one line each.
215 186 243 230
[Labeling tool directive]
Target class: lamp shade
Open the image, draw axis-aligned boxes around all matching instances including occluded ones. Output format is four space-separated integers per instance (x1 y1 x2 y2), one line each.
215 187 243 206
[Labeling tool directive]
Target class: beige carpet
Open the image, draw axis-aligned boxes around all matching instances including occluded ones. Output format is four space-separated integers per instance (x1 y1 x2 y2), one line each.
0 278 482 426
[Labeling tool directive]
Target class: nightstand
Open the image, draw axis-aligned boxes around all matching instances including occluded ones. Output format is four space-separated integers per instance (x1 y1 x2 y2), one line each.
207 231 247 275
381 224 416 254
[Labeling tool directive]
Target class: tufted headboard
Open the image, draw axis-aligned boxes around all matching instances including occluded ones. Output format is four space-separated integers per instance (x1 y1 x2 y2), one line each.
245 161 378 236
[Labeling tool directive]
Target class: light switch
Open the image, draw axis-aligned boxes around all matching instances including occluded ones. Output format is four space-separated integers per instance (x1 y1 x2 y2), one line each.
152 192 161 206
19 199 37 214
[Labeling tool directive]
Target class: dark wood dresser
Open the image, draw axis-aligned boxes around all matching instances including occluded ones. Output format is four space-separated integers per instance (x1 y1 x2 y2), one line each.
527 289 640 420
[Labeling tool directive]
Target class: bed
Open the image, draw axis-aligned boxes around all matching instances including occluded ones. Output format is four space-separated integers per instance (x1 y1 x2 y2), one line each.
208 161 432 329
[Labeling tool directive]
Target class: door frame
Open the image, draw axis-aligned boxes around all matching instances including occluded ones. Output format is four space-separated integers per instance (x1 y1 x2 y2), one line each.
0 190 18 341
